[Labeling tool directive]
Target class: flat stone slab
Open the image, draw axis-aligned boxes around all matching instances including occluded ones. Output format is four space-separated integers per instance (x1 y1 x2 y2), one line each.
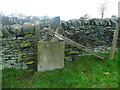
37 41 65 71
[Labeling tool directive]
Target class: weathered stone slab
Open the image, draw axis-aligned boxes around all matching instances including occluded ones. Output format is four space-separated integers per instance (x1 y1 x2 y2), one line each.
37 41 65 71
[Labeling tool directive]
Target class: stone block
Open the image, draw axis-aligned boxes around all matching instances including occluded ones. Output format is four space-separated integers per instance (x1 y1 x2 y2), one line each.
2 28 11 38
61 22 68 30
11 24 22 36
23 22 35 34
37 41 65 71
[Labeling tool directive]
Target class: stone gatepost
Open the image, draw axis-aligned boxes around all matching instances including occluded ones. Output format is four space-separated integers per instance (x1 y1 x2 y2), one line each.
37 41 65 71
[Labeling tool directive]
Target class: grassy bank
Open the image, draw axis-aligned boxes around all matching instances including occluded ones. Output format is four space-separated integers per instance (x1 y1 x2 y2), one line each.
2 52 119 88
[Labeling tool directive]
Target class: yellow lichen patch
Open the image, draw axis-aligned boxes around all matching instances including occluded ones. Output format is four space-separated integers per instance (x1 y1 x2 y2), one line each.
20 41 31 48
26 61 34 64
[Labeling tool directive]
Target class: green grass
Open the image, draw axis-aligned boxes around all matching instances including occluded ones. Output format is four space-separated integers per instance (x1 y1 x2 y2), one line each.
2 52 119 88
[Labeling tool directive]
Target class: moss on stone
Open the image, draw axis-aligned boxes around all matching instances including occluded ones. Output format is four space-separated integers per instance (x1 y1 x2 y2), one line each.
20 41 31 48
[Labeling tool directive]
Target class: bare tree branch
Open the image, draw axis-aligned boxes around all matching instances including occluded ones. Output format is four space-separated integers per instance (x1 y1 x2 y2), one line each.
98 0 108 18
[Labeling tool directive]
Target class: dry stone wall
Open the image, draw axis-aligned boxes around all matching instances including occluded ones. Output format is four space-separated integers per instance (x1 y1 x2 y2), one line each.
61 19 116 47
1 17 118 69
60 18 118 61
2 23 37 70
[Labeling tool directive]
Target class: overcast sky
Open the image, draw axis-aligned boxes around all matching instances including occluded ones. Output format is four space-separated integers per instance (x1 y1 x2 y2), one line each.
0 0 119 20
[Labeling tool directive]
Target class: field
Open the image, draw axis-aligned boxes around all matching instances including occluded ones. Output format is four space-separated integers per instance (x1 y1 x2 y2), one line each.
2 52 119 88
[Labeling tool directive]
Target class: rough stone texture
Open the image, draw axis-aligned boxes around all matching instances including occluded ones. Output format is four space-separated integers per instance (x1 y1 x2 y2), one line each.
23 22 35 34
1 24 36 70
1 17 118 70
37 41 65 71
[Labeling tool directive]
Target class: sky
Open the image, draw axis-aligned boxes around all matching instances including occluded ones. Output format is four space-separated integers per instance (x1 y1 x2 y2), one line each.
0 0 119 20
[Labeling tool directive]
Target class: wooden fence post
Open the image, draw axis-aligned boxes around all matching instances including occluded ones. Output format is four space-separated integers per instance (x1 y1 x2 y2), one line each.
34 26 40 71
109 21 119 59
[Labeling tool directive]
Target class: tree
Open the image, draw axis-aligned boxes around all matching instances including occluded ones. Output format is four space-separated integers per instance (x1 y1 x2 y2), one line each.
98 0 108 18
